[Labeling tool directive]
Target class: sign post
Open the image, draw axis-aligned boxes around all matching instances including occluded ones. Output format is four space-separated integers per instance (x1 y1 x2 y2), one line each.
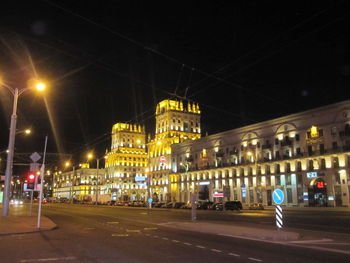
272 189 284 229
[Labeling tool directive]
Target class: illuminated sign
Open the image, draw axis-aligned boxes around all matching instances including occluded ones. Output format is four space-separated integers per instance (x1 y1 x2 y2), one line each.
199 181 210 185
328 196 334 201
241 184 247 198
135 176 146 182
160 156 166 163
316 181 325 189
306 172 318 178
213 192 224 197
310 126 319 138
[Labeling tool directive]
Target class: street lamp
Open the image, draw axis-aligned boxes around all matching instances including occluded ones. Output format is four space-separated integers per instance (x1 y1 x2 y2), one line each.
1 79 46 216
86 152 101 205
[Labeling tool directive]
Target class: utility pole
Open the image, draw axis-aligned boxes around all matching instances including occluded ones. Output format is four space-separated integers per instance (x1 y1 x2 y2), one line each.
37 135 48 229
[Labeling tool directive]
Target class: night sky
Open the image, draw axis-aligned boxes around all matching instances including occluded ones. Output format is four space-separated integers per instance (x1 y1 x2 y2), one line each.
1 0 350 165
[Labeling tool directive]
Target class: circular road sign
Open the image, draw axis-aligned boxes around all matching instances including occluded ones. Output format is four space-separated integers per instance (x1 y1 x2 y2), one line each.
272 189 284 205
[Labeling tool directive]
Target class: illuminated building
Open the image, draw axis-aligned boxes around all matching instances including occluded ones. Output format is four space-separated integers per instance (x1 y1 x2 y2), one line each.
171 100 350 207
148 99 201 202
105 123 147 201
52 164 104 202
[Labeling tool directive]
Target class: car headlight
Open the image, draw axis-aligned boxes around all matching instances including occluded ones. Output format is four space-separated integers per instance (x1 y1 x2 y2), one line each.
14 200 19 205
19 201 23 205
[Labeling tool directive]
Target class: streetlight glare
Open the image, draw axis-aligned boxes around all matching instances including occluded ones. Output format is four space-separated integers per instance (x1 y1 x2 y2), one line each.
87 153 93 160
35 82 46 91
25 129 31 135
65 161 71 167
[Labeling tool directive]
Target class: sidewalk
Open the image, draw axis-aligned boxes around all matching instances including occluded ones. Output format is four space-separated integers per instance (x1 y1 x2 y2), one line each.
0 215 57 235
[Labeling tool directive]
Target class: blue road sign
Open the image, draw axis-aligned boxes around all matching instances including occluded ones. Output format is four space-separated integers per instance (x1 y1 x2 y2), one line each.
272 189 284 205
148 198 153 204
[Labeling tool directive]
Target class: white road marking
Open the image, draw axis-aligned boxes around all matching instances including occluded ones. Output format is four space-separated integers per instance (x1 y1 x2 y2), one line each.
172 240 180 243
153 235 159 238
228 253 240 257
162 237 169 240
248 257 262 262
183 242 192 246
106 221 119 224
19 257 76 262
145 234 150 236
196 245 205 249
211 249 222 253
83 227 95 230
112 233 129 237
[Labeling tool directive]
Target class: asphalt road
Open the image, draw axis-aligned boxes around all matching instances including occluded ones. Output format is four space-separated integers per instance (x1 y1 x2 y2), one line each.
1 204 350 263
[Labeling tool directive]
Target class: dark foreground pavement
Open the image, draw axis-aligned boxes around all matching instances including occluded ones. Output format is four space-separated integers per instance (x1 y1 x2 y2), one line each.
0 204 350 263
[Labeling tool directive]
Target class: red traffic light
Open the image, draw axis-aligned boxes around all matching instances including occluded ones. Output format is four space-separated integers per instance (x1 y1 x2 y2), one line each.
28 173 35 182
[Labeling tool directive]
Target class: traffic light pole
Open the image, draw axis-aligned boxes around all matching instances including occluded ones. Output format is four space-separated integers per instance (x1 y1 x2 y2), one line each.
37 135 48 229
29 190 33 216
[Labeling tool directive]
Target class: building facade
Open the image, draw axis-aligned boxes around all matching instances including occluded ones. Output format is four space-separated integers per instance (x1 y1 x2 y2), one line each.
53 164 105 202
104 123 148 201
148 99 201 202
171 100 350 207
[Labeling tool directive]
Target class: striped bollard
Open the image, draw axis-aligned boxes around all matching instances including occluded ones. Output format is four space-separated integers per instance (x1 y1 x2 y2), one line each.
275 205 283 229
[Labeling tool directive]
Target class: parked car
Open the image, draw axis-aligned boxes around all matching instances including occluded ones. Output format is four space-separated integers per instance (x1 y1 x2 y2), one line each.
161 202 173 208
208 202 221 210
155 202 165 208
197 201 213 210
174 202 185 209
180 202 195 209
216 201 242 211
249 203 264 210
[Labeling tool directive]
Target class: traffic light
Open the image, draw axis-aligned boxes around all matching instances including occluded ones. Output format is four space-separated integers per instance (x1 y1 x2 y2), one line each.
27 173 35 190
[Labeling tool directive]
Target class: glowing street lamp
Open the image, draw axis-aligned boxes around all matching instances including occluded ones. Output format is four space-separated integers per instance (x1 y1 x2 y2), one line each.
1 78 47 216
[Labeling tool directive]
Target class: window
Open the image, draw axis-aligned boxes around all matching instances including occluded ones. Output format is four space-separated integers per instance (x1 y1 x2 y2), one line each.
286 175 292 185
275 138 279 145
333 157 339 168
295 134 300 141
265 165 270 174
331 127 337 136
297 174 303 186
297 161 302 172
308 160 314 170
319 129 323 137
308 145 313 156
332 141 338 149
320 144 325 154
275 164 280 173
266 176 271 186
275 175 281 185
287 189 293 203
320 159 326 169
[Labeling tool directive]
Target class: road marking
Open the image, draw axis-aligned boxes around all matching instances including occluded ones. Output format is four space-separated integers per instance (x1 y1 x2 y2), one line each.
112 233 129 237
83 227 95 230
19 257 76 262
289 239 333 244
144 227 158 230
196 245 205 249
140 212 147 214
162 237 169 240
107 222 119 224
153 235 159 238
126 229 141 233
145 234 150 236
183 242 192 246
211 249 222 253
172 240 180 243
228 253 240 257
248 258 262 262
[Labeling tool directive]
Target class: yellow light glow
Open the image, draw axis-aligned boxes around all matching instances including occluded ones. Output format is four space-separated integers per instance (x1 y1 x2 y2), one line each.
136 139 141 144
65 161 71 167
35 82 46 91
278 134 283 141
157 141 162 145
25 129 31 134
310 126 318 138
87 153 93 160
247 151 252 156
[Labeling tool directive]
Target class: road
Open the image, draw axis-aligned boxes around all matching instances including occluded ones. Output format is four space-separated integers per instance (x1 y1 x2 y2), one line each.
1 204 350 263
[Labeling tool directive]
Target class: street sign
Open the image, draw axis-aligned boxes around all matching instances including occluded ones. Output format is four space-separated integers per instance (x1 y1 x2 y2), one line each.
275 205 283 228
213 192 224 198
148 198 153 204
30 152 41 163
160 156 166 163
272 189 284 205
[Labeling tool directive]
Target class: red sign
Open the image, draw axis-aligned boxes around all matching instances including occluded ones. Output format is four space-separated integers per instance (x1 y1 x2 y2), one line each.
160 156 166 163
213 192 224 198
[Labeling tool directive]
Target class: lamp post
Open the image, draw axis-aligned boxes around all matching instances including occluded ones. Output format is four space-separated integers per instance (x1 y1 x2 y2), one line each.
1 80 46 216
87 153 102 205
